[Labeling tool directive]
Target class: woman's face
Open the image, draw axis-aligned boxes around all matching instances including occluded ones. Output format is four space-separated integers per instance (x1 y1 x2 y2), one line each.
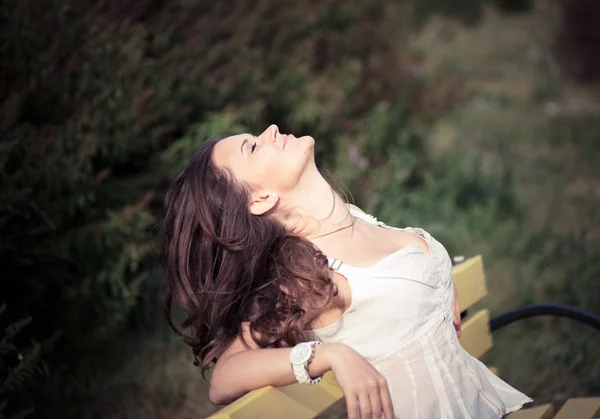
212 125 316 208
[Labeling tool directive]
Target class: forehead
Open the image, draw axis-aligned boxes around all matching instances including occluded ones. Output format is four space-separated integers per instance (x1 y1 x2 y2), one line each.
212 133 252 169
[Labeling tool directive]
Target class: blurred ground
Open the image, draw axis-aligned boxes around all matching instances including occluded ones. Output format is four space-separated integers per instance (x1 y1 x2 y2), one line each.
419 2 600 234
417 1 600 406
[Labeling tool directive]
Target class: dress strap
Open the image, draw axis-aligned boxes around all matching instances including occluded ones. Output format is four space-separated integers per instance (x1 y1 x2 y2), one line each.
328 257 343 271
327 256 359 280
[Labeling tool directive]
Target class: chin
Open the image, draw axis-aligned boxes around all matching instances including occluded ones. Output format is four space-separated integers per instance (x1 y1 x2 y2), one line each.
299 136 316 158
300 135 316 152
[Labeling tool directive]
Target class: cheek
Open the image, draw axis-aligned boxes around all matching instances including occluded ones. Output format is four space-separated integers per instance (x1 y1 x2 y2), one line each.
276 155 308 190
254 146 311 191
249 155 278 188
252 157 290 190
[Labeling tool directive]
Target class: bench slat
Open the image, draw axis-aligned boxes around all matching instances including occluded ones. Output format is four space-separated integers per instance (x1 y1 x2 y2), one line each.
453 255 488 312
506 404 553 419
554 397 600 419
208 385 319 419
279 371 344 413
458 309 493 359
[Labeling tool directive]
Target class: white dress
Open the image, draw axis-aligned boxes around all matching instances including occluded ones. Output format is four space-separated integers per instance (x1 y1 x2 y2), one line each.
310 207 533 418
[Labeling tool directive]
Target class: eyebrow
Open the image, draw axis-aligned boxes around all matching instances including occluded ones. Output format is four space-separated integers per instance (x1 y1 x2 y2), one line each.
240 138 248 155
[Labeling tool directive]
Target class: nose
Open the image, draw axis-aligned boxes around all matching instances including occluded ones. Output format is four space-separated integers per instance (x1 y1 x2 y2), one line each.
266 124 279 143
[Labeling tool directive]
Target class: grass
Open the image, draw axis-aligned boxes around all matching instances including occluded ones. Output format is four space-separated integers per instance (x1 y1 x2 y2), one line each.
73 329 218 419
408 0 600 403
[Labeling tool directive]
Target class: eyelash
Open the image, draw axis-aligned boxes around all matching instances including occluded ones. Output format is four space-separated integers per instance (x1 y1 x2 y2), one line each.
251 142 257 153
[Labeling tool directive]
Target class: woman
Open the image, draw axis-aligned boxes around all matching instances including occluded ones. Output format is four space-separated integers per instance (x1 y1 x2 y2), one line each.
162 125 532 418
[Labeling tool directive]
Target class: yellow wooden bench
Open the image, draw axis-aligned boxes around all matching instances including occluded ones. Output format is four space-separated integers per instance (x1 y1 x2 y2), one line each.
208 255 600 419
508 397 600 419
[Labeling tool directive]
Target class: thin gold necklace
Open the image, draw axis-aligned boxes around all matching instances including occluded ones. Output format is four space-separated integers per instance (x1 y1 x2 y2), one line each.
310 214 355 240
309 188 354 240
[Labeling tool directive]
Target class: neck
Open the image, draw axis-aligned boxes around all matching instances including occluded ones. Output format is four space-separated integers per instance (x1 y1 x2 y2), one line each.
275 170 351 239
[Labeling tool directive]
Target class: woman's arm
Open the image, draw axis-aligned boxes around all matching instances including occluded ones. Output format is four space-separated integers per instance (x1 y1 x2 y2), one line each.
209 334 334 404
209 324 395 419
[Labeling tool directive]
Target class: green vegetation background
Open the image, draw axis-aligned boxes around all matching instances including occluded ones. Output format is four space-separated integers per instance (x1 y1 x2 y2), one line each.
1 0 599 417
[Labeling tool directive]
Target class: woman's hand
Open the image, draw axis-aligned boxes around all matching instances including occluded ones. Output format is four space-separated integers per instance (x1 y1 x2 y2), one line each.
452 283 462 338
321 343 394 419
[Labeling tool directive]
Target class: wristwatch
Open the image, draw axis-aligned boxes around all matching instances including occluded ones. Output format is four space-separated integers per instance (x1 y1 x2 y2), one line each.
289 341 322 384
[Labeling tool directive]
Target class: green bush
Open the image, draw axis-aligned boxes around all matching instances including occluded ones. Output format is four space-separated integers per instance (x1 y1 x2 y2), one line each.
1 0 464 416
495 0 534 14
0 306 42 419
558 0 600 82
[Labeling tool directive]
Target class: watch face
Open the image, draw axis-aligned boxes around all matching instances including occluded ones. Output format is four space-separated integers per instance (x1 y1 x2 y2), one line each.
290 343 312 364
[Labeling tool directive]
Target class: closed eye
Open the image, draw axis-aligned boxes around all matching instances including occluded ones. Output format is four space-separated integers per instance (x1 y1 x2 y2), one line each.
251 142 257 153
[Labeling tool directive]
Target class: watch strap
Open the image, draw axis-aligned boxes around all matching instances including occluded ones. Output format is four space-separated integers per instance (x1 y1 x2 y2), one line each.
291 341 322 384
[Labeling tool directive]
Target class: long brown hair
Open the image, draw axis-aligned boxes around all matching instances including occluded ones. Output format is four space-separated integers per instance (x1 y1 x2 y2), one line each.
161 137 336 373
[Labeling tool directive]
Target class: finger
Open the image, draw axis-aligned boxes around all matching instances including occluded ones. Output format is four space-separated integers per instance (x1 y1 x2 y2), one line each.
453 303 462 338
369 384 383 419
379 379 394 419
346 394 359 419
454 315 461 337
359 392 373 419
452 298 460 318
453 285 459 311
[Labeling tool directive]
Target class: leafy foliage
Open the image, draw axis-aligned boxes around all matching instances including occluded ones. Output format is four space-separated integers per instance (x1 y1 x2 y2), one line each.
0 305 49 419
0 0 469 416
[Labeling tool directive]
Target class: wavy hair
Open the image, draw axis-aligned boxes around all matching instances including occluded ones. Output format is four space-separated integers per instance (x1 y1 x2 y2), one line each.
161 137 336 373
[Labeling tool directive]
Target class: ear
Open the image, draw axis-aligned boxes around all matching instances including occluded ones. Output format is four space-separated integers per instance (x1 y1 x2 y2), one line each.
249 192 279 215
